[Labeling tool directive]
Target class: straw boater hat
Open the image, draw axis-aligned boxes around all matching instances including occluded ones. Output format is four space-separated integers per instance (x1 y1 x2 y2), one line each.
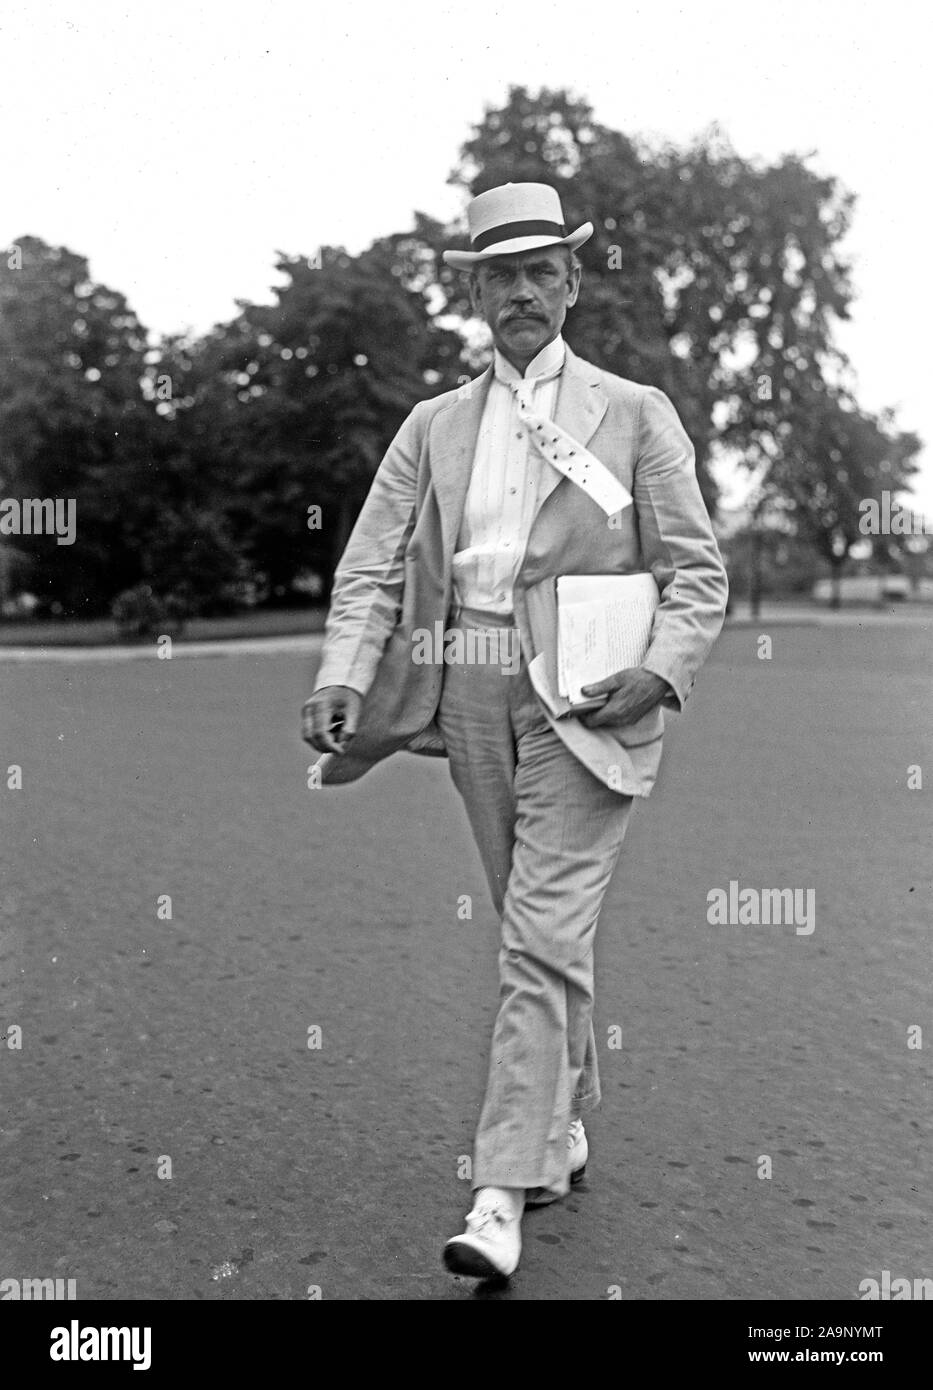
443 182 594 271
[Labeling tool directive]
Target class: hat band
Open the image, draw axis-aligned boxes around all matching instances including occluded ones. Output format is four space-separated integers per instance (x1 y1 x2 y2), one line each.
472 218 566 251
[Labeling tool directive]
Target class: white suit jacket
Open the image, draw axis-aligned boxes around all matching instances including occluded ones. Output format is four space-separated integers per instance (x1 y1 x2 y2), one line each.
313 345 729 796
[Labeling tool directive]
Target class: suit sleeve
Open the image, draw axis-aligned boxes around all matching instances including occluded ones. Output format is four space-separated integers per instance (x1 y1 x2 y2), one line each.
633 386 729 710
313 402 426 697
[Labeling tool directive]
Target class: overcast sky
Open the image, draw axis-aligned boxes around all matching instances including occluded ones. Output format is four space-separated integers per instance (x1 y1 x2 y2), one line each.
2 0 930 508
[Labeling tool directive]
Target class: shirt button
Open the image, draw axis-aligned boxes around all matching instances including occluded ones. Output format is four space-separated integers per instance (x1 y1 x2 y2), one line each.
509 487 517 495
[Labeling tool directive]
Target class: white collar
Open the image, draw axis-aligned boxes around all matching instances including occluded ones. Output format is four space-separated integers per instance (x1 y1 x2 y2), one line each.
493 333 566 385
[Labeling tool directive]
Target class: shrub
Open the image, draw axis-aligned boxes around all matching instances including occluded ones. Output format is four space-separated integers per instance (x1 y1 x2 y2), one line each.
111 584 185 640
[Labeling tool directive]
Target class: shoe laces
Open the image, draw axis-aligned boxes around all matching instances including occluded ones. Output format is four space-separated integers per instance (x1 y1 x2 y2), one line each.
465 1204 508 1237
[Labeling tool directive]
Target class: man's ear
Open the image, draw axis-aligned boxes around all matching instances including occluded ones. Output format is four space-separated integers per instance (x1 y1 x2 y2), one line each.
566 262 581 309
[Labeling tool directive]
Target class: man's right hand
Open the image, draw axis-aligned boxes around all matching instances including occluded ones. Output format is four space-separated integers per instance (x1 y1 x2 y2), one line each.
301 686 363 755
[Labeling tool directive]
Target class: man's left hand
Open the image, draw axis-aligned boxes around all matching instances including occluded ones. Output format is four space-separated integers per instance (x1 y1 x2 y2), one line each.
578 668 672 729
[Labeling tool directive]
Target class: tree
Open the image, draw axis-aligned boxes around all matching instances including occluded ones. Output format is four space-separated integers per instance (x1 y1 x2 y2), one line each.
395 87 875 520
0 236 157 614
764 385 920 607
157 243 463 602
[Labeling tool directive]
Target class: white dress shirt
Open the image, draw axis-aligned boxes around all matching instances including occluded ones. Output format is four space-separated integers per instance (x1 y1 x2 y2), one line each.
452 334 565 618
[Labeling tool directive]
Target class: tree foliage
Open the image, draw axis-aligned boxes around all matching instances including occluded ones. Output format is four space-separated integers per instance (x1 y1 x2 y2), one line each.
0 236 156 613
154 244 462 602
0 93 922 618
408 88 873 509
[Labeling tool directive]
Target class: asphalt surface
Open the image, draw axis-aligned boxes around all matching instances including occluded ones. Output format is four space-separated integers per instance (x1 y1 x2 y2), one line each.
1 617 931 1300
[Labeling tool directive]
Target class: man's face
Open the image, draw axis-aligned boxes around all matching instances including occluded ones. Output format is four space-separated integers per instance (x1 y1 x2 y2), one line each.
469 245 580 370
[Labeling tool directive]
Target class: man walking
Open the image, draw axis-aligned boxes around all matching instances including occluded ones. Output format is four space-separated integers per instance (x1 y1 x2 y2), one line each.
302 183 728 1280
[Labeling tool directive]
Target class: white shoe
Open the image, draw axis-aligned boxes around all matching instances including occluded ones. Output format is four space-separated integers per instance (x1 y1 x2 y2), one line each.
443 1195 522 1278
525 1119 588 1208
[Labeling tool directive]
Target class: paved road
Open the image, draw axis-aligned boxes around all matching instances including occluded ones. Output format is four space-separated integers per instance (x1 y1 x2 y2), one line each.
1 618 931 1300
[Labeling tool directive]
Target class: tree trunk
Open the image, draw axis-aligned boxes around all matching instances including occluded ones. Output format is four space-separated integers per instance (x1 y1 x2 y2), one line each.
749 528 763 621
829 557 843 609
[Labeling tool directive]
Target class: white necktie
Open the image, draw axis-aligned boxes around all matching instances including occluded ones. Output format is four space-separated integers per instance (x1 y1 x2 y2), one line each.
510 379 633 518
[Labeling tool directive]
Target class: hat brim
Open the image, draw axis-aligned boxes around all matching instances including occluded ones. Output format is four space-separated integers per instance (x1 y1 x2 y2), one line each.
442 222 594 271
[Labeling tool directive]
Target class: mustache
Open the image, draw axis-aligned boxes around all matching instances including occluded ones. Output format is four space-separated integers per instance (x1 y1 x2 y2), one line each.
503 311 545 322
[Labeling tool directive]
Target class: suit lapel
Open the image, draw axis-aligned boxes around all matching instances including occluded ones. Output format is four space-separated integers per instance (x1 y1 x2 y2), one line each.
429 346 609 568
429 367 492 562
536 345 609 512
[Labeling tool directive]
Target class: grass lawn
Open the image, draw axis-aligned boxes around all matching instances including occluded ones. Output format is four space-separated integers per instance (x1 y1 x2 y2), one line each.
2 592 929 646
0 605 328 646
